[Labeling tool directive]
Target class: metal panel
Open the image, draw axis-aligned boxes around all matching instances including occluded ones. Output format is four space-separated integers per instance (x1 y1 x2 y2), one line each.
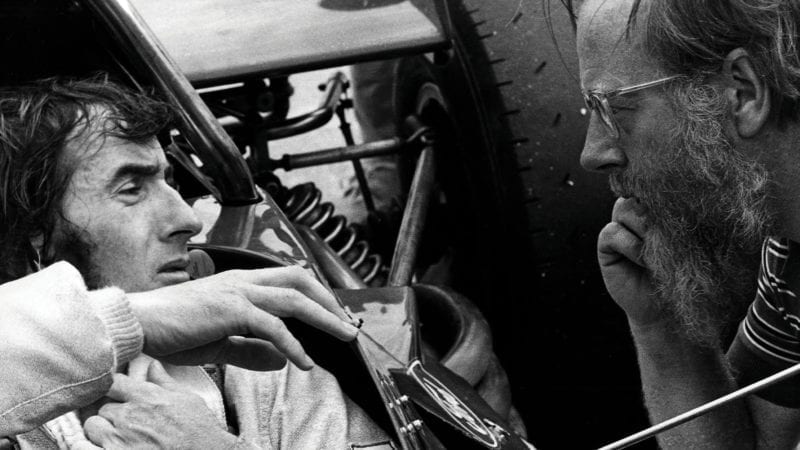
131 0 448 85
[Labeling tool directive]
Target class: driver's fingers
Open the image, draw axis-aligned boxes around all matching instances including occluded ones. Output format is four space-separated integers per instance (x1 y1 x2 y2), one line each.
97 402 126 425
611 197 647 239
240 309 313 370
79 397 114 425
239 266 352 322
217 337 288 371
127 354 157 381
253 286 358 341
105 373 159 403
277 267 350 321
84 415 117 447
160 337 289 371
145 359 183 391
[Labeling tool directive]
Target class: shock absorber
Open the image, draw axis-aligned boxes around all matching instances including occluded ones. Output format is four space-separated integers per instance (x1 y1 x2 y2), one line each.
272 181 388 286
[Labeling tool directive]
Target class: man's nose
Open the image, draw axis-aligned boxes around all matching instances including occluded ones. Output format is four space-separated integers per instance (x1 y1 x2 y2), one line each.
580 115 626 173
162 186 203 241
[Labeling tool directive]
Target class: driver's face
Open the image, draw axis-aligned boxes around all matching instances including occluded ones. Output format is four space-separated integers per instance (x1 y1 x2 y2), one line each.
50 126 202 292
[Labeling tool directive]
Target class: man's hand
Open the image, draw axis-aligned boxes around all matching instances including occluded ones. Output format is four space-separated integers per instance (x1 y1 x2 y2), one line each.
84 361 237 449
597 197 662 327
128 265 358 371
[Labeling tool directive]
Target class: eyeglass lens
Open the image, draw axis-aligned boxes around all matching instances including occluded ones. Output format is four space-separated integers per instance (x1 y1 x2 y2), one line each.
584 93 618 137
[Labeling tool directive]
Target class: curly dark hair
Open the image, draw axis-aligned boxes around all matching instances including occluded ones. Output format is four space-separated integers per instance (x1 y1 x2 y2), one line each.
0 74 176 282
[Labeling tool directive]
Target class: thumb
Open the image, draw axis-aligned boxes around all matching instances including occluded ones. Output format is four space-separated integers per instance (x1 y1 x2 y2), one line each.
145 359 181 390
127 355 157 381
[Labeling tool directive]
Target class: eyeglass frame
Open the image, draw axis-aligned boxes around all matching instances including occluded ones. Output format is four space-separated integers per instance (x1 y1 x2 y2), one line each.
582 75 681 139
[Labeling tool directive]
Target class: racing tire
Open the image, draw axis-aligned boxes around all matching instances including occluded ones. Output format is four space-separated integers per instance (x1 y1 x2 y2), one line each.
392 1 654 448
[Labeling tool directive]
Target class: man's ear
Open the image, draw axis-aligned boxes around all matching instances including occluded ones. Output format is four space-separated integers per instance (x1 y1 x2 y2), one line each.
723 48 771 138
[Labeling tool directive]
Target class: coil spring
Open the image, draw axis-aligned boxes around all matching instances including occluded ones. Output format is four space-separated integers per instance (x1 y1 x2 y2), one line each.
278 182 388 286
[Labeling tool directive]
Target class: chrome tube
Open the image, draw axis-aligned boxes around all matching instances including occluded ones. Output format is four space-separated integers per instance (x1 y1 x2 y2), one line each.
598 362 800 450
264 71 346 140
387 145 436 287
82 0 258 205
276 138 404 170
295 225 368 290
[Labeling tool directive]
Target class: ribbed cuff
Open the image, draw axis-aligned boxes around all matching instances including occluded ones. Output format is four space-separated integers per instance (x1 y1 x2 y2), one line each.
88 287 144 367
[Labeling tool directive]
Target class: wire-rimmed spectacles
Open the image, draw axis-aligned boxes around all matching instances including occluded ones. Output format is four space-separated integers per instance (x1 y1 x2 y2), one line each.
582 75 680 138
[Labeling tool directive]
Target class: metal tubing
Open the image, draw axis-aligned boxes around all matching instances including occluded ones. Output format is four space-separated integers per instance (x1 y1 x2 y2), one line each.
216 72 345 141
335 101 376 212
598 362 800 450
277 138 404 170
264 72 346 140
83 0 258 205
387 145 436 287
295 225 368 290
351 159 375 212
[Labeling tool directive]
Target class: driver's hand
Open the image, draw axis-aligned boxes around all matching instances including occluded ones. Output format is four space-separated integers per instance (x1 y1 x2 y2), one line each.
597 197 663 327
128 265 358 371
84 361 239 450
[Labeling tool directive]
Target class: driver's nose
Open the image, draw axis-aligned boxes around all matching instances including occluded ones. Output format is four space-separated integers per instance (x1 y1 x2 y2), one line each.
580 114 626 173
161 187 203 242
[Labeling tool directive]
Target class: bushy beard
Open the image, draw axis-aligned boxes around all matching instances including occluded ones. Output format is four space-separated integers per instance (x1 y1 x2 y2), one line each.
611 82 772 349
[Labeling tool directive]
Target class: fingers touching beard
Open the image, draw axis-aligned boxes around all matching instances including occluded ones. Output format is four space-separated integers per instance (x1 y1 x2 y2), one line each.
611 82 772 348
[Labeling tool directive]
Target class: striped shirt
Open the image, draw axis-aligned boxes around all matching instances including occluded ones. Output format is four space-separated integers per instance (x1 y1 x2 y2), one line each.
729 237 800 407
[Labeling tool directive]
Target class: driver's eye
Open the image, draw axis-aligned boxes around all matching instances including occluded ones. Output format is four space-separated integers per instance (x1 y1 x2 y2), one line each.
118 183 143 196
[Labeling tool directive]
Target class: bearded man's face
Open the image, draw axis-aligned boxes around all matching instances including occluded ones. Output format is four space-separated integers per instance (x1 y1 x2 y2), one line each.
610 81 772 347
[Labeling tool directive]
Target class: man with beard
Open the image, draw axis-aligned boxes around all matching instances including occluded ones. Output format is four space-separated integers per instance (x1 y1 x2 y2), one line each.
2 76 391 449
575 0 800 448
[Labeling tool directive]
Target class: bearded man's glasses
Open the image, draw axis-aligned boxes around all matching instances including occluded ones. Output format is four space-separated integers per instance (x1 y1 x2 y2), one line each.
582 75 680 139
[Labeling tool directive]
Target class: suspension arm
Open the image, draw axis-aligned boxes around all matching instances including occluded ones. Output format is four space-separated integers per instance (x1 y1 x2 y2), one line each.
274 137 405 171
386 115 436 287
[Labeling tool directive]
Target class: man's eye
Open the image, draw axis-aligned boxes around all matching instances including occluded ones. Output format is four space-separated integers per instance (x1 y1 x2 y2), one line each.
610 104 634 114
118 183 143 196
